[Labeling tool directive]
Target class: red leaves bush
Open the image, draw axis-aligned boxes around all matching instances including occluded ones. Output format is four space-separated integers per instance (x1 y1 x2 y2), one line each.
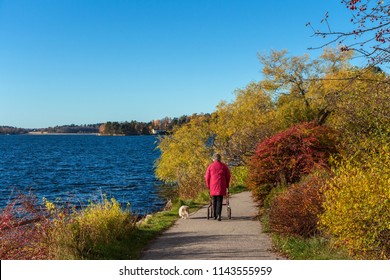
0 192 50 260
269 173 328 237
247 122 337 202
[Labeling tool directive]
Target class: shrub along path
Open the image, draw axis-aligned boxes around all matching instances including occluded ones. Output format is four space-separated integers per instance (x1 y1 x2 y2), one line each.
141 191 285 260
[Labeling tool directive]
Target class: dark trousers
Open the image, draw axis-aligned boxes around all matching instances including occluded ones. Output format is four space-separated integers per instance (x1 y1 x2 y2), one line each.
212 196 223 218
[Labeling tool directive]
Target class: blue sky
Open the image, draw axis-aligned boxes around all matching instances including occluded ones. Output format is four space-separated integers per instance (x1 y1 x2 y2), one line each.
0 0 355 128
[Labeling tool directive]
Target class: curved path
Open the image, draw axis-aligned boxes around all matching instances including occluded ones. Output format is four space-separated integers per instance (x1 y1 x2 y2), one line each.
141 191 285 260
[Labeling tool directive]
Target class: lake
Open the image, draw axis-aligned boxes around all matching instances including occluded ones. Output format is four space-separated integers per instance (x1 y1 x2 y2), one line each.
0 134 169 214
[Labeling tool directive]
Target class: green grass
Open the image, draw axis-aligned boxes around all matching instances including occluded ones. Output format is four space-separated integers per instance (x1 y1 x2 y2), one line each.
229 185 248 194
271 234 351 260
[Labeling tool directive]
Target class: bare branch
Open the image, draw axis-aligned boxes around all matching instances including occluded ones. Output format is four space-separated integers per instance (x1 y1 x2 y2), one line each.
308 1 390 64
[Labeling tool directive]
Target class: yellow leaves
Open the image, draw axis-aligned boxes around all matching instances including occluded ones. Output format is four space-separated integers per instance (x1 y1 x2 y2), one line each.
213 82 275 164
43 196 135 259
325 68 390 150
155 116 212 198
69 197 134 247
43 198 56 214
320 143 390 259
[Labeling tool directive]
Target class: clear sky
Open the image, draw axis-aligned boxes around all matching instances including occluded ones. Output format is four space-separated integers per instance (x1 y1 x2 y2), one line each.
0 0 355 128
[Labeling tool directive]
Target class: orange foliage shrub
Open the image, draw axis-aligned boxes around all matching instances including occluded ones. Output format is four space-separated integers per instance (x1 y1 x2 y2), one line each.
269 173 328 237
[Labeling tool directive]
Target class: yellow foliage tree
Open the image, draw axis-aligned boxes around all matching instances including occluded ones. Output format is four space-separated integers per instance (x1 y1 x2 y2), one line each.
259 49 352 130
323 67 390 153
155 115 213 199
212 82 275 165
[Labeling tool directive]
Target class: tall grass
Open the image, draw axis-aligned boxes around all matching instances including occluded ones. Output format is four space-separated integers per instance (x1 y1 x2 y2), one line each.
45 196 137 259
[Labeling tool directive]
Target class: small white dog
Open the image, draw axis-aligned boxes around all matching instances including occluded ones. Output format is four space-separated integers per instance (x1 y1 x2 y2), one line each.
178 205 190 219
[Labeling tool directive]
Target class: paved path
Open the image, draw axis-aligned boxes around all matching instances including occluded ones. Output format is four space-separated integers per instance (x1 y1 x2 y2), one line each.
141 191 285 260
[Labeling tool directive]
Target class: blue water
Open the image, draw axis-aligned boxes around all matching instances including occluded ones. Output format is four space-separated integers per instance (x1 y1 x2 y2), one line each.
0 134 167 214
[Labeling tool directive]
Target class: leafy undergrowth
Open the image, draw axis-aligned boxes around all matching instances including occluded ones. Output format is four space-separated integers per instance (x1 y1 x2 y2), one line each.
269 172 328 238
319 143 390 260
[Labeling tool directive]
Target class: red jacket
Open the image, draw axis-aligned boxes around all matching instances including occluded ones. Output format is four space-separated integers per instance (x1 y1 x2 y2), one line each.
205 161 231 196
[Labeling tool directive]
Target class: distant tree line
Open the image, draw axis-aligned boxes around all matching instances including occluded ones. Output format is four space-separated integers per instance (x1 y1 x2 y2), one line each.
99 114 204 136
0 124 102 134
0 114 201 135
0 126 30 134
100 121 149 135
152 114 198 131
44 124 101 134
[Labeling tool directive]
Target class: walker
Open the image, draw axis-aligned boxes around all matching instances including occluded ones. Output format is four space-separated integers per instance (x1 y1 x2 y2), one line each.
207 189 231 220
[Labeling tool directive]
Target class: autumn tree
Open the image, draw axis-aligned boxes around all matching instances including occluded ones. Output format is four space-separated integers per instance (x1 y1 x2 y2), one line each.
258 49 352 130
323 66 390 153
155 115 213 199
212 82 275 166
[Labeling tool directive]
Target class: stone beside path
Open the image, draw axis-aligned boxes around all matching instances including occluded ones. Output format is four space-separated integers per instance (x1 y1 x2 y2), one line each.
141 191 285 260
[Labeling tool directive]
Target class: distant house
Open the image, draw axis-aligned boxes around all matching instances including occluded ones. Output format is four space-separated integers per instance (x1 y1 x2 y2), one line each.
151 129 166 135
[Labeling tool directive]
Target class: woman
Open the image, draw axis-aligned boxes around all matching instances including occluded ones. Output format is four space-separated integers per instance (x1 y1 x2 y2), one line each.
205 153 231 221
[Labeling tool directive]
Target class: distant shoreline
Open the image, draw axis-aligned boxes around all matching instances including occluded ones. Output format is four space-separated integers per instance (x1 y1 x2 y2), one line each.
2 132 159 136
27 132 100 136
